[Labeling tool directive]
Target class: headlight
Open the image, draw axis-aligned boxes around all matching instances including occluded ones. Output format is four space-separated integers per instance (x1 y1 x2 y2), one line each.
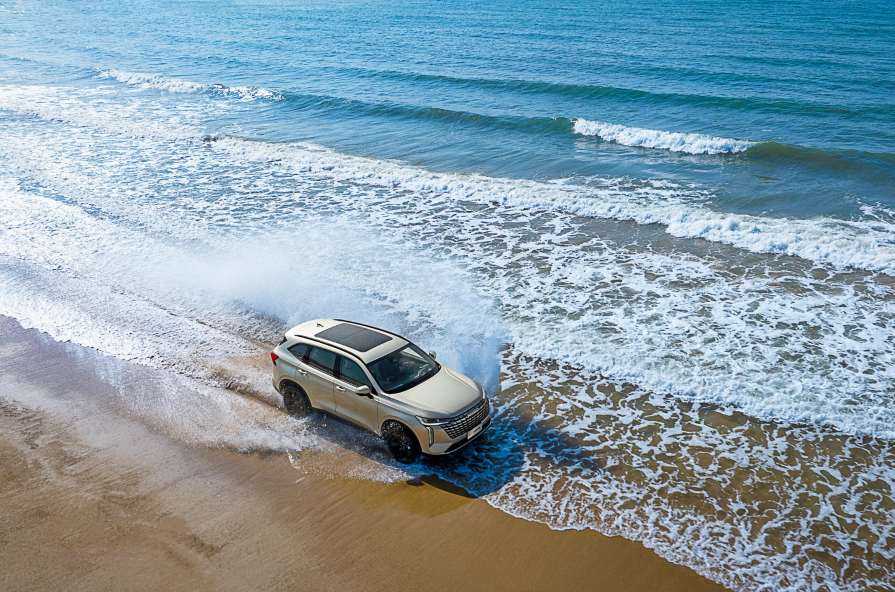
416 415 450 427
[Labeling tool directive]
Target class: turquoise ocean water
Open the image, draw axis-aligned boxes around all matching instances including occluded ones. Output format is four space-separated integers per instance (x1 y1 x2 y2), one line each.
1 1 894 590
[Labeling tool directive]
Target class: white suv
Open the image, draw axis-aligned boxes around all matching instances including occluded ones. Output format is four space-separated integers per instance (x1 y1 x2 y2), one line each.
271 319 491 463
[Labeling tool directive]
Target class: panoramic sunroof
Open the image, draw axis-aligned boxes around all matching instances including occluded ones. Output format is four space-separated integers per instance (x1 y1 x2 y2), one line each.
315 323 392 352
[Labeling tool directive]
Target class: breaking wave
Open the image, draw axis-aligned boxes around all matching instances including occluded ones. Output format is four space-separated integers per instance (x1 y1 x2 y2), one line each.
97 69 283 101
574 118 757 154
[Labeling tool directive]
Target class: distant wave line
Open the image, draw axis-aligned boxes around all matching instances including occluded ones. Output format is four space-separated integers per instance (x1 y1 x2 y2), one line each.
92 68 895 175
335 66 891 118
99 70 576 134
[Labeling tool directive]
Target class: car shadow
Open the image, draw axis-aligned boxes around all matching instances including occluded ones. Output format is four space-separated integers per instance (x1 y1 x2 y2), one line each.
420 408 604 498
405 474 478 499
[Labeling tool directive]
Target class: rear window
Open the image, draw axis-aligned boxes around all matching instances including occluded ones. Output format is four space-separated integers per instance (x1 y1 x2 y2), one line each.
288 342 310 361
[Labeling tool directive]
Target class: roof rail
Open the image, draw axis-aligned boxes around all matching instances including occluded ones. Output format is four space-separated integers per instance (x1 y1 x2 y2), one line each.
297 334 362 361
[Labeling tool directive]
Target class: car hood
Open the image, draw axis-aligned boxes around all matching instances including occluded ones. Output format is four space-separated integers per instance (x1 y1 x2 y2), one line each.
389 365 481 416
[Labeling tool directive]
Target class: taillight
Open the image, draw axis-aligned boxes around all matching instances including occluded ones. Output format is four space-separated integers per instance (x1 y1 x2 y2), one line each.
271 352 279 365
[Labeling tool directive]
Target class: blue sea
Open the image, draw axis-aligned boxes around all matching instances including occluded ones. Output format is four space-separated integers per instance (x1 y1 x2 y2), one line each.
1 1 894 590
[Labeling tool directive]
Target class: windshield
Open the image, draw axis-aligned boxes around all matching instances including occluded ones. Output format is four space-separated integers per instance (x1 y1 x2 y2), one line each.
367 344 439 394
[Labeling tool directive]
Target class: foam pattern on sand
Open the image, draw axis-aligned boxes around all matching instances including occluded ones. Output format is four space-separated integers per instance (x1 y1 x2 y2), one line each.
458 354 895 592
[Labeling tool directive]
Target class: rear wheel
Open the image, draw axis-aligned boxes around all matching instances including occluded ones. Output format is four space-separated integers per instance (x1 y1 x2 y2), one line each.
382 421 421 464
282 384 311 418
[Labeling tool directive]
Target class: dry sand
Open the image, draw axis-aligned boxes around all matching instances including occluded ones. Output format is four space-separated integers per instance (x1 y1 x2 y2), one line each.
0 318 727 591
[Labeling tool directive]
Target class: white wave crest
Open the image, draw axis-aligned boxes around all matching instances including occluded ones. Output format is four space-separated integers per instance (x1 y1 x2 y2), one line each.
97 69 283 101
98 69 206 94
574 118 756 154
212 84 282 101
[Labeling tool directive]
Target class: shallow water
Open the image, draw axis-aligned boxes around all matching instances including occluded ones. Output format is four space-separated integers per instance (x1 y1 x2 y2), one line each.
1 1 894 590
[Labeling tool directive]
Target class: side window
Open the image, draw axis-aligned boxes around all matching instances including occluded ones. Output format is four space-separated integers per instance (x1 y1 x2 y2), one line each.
288 342 310 362
338 357 373 389
306 346 337 376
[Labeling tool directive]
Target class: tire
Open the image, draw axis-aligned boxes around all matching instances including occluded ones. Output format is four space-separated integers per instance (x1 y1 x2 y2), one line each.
382 421 421 464
282 384 311 418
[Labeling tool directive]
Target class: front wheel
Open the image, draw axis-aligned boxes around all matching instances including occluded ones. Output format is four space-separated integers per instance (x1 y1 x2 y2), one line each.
382 422 421 464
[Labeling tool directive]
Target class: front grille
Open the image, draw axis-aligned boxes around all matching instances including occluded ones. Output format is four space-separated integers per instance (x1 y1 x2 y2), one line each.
444 399 490 439
445 418 491 453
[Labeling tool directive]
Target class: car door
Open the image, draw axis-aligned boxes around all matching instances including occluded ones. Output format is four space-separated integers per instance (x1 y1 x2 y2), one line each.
298 345 338 412
333 355 379 431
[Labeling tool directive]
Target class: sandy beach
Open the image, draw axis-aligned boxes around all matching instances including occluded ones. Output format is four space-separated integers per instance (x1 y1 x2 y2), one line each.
0 316 726 591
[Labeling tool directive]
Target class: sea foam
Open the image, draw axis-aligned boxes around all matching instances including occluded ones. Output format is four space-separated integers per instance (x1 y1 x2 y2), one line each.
213 136 895 275
0 84 893 276
574 118 756 154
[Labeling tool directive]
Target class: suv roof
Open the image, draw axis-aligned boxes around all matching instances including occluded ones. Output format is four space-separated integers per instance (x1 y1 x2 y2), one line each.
286 319 408 363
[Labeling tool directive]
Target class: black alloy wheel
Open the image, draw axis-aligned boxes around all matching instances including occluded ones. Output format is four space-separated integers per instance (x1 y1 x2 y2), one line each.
283 385 311 418
383 422 421 464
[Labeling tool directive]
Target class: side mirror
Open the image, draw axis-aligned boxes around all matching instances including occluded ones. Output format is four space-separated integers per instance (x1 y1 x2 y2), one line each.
428 350 437 360
355 385 372 397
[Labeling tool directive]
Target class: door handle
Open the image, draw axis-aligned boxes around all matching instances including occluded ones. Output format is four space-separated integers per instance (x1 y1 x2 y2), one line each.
335 385 347 392
296 368 307 375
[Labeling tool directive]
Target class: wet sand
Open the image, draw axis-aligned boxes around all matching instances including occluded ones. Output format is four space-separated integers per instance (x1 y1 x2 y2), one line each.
0 318 727 591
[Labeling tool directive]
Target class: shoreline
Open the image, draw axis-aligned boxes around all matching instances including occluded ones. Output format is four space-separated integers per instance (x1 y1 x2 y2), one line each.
0 316 727 591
